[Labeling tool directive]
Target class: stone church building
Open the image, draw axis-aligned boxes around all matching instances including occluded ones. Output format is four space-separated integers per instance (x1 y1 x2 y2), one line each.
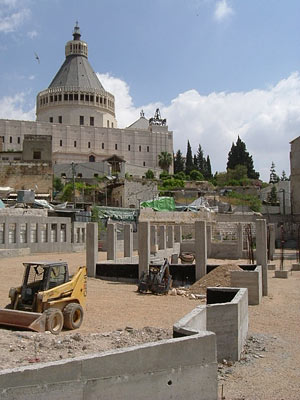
0 23 173 177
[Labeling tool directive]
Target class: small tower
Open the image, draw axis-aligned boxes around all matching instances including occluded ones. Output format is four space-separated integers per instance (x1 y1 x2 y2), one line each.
36 23 117 128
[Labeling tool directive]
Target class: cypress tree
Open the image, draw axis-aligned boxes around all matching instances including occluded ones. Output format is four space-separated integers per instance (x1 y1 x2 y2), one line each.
185 140 194 175
227 136 259 179
174 149 184 174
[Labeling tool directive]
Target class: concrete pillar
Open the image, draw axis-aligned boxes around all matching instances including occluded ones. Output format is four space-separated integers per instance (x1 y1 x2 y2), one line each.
174 225 182 243
206 224 212 258
167 225 174 248
150 225 158 254
15 221 21 246
158 225 166 250
256 219 268 296
195 220 207 280
86 222 98 278
47 223 51 244
107 223 117 261
138 221 150 278
269 223 275 261
237 223 243 259
124 224 133 258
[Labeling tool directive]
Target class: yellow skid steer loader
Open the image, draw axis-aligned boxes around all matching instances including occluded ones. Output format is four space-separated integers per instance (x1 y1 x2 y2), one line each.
0 261 87 334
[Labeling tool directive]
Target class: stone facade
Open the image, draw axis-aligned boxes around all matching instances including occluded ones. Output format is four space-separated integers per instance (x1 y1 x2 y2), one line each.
111 179 158 208
290 136 300 220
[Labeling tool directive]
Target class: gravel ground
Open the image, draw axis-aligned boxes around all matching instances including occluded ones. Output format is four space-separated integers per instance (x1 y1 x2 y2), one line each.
0 251 299 399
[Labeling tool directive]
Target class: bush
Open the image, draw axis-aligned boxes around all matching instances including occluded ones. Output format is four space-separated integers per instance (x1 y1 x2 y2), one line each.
174 171 186 180
190 170 204 181
159 171 170 180
145 169 154 179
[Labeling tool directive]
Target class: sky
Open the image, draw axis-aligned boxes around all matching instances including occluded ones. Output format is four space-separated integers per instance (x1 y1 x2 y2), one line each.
1 0 300 181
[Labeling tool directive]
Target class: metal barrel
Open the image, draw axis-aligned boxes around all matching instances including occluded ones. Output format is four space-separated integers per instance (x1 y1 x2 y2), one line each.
0 309 46 332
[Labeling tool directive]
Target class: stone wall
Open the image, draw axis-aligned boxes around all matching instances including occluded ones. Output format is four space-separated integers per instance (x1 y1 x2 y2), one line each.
0 163 52 194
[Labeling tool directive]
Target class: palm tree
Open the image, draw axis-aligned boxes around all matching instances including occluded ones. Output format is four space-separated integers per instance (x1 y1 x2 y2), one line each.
158 151 172 172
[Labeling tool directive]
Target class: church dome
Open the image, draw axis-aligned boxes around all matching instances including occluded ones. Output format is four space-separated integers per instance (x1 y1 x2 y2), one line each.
36 23 117 128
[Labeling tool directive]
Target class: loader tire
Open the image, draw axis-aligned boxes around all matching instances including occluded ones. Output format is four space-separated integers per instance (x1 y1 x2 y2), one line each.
63 303 83 330
45 308 64 335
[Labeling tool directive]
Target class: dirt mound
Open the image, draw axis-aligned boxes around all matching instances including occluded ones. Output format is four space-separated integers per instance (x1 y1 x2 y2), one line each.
189 264 243 295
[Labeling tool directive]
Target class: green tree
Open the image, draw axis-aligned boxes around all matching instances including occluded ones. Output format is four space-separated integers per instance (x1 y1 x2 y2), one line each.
190 170 204 181
205 155 212 179
53 176 64 193
268 185 278 205
145 169 154 179
280 170 289 181
269 162 279 183
227 136 259 179
158 151 172 172
196 145 205 174
193 154 198 170
185 140 194 175
174 149 184 174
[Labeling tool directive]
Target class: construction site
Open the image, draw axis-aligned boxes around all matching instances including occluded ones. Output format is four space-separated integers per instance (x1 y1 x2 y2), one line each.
0 210 299 400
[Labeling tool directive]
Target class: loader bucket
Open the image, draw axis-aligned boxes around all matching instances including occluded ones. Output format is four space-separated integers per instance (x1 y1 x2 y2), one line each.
0 309 46 333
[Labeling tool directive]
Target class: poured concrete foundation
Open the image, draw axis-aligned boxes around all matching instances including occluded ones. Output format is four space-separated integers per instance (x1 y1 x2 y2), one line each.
173 287 248 362
230 265 262 305
275 270 289 279
0 333 218 400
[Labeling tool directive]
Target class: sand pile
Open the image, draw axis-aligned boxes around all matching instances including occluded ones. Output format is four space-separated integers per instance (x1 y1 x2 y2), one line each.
189 263 243 295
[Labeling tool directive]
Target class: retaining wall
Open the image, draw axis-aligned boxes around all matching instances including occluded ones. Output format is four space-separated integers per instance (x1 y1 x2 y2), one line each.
0 333 218 400
173 287 248 362
231 265 262 305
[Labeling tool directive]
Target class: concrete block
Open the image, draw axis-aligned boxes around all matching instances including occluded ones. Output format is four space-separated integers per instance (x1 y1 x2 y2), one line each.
174 225 182 243
274 270 289 279
256 219 268 296
138 221 150 277
86 222 98 277
230 265 262 305
167 225 174 248
158 225 166 250
292 263 300 271
150 225 158 254
124 224 133 258
268 264 276 270
107 223 117 261
195 221 207 280
268 224 275 261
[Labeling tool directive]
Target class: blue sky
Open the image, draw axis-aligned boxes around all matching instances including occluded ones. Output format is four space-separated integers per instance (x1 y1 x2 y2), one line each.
1 0 300 181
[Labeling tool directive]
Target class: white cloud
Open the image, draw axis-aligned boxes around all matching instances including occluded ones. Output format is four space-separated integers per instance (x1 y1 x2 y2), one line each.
214 0 234 22
0 93 35 121
0 1 31 33
27 29 37 39
98 72 300 181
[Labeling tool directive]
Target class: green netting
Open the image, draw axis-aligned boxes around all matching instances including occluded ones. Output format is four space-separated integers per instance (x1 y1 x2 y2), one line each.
140 197 175 211
94 206 139 222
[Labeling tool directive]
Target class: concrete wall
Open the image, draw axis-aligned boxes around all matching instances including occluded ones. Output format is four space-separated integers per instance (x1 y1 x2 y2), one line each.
174 287 248 362
0 216 86 253
0 333 218 400
230 265 262 305
181 239 247 260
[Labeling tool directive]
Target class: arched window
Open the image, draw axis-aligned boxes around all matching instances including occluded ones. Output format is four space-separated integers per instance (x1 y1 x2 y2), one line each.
89 155 95 162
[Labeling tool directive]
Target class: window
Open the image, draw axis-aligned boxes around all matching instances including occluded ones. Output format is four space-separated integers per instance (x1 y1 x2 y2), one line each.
80 116 84 125
80 94 84 101
33 151 41 160
50 96 53 102
147 146 150 152
74 93 78 101
85 94 89 101
74 141 77 148
49 117 53 123
90 116 94 126
115 144 118 150
58 116 62 124
139 145 141 152
102 143 104 149
58 94 62 101
88 142 91 148
60 140 62 147
143 162 146 166
90 96 94 102
54 95 57 101
69 94 73 101
96 96 99 103
77 173 82 178
128 144 131 151
1 137 4 143
111 122 114 128
17 137 20 144
94 173 98 178
9 136 12 144
107 120 110 128
64 94 68 101
89 155 95 162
